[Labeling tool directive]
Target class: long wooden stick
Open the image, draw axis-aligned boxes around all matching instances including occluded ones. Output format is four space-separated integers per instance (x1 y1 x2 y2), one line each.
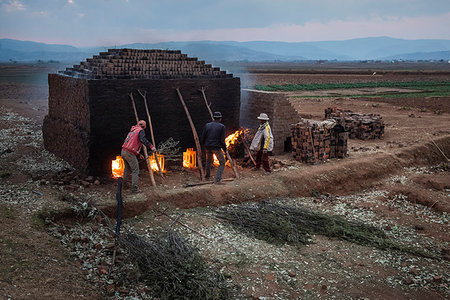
138 89 165 179
185 178 234 187
200 87 240 179
176 88 205 181
200 87 214 120
430 140 449 162
240 129 256 166
129 92 156 186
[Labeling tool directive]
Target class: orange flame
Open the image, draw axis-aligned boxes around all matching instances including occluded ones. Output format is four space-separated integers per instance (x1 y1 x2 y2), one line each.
148 153 166 173
112 156 124 178
225 129 243 148
213 153 220 166
183 148 197 168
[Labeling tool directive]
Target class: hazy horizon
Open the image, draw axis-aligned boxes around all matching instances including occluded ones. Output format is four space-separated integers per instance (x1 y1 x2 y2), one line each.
1 0 449 47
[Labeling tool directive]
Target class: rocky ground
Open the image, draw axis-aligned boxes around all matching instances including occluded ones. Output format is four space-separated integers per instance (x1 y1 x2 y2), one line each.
0 64 449 299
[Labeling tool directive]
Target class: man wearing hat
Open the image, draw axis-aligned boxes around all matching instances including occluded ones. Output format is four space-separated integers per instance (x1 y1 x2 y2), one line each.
201 112 227 184
121 120 156 193
250 113 273 174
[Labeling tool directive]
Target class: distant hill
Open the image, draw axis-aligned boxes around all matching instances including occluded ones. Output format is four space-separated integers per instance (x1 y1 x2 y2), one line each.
1 37 450 62
381 50 450 61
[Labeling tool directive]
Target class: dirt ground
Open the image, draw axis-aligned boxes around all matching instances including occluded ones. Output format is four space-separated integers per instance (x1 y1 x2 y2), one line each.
0 64 449 299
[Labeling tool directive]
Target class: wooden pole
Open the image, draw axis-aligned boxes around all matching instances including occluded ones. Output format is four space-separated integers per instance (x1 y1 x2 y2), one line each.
176 88 205 181
200 87 214 120
185 178 234 187
200 87 240 179
240 130 256 166
129 92 156 186
138 89 165 179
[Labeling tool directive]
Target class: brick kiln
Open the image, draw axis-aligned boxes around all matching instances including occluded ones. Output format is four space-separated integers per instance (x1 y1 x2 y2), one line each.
43 49 240 175
240 89 302 154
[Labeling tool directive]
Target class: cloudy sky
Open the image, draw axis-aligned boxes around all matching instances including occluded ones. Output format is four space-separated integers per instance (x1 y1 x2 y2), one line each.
1 0 449 46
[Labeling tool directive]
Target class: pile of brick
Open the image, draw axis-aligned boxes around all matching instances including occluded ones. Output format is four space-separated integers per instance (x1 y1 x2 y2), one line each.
325 107 385 140
291 119 348 163
59 48 231 80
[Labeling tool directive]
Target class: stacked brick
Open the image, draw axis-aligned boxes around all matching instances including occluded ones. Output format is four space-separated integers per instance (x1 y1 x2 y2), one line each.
325 107 384 140
291 119 348 163
59 49 231 80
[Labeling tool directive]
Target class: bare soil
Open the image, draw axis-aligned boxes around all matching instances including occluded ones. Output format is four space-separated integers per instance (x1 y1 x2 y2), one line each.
0 64 449 299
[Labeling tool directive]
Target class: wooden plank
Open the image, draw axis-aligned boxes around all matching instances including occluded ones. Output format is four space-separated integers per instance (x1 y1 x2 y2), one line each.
138 89 165 179
129 92 156 186
176 88 206 181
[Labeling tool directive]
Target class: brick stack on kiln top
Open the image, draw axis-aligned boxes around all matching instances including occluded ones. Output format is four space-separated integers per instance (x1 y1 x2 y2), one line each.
59 48 232 80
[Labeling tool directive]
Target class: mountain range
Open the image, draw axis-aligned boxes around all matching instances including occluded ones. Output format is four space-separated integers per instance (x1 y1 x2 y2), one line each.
1 37 450 63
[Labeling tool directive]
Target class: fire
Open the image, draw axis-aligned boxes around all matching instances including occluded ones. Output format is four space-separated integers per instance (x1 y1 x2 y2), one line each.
183 148 197 168
211 130 243 166
112 156 124 178
183 130 244 168
148 152 166 173
225 129 243 148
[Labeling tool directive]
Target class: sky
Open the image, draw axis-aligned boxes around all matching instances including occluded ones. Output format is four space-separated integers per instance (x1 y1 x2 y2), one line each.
1 0 450 47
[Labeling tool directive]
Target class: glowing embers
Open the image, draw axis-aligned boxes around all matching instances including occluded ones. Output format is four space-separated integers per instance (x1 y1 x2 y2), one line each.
148 153 166 173
112 156 124 178
183 148 197 168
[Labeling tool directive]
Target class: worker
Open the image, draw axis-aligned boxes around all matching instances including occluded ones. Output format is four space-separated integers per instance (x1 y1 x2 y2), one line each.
121 120 156 193
250 113 273 174
201 111 226 184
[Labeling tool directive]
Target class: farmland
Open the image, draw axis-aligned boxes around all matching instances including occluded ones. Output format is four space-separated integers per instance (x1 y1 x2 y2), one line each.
0 62 449 299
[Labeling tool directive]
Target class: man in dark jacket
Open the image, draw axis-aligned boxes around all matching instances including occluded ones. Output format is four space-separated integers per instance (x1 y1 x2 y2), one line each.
121 120 156 193
201 112 226 184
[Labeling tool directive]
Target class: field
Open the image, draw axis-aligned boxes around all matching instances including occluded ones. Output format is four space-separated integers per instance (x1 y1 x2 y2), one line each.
0 62 449 299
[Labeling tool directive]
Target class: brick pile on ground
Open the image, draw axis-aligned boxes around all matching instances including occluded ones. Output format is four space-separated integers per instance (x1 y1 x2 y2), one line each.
291 119 348 163
59 48 231 80
325 107 385 140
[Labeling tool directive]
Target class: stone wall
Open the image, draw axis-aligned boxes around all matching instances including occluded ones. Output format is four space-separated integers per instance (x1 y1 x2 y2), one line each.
43 74 240 174
240 89 301 154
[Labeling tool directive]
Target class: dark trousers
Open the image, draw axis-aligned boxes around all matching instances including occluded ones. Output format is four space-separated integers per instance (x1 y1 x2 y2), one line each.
255 150 271 172
121 149 139 189
205 148 226 182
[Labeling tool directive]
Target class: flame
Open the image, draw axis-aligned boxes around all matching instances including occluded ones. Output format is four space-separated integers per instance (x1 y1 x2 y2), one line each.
183 130 243 169
183 148 197 168
213 153 220 166
225 129 243 148
148 152 166 173
210 130 243 167
112 156 124 178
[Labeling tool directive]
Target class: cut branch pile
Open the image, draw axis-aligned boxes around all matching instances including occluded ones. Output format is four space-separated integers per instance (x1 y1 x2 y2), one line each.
215 201 436 258
117 229 231 300
325 107 385 140
291 118 348 163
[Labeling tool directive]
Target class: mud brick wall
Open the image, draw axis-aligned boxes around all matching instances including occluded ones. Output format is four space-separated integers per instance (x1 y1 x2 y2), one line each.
291 119 348 163
325 107 385 140
43 75 90 171
240 89 301 154
43 75 240 175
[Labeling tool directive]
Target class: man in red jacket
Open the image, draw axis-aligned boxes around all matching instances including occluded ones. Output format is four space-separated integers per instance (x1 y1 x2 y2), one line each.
121 120 156 193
